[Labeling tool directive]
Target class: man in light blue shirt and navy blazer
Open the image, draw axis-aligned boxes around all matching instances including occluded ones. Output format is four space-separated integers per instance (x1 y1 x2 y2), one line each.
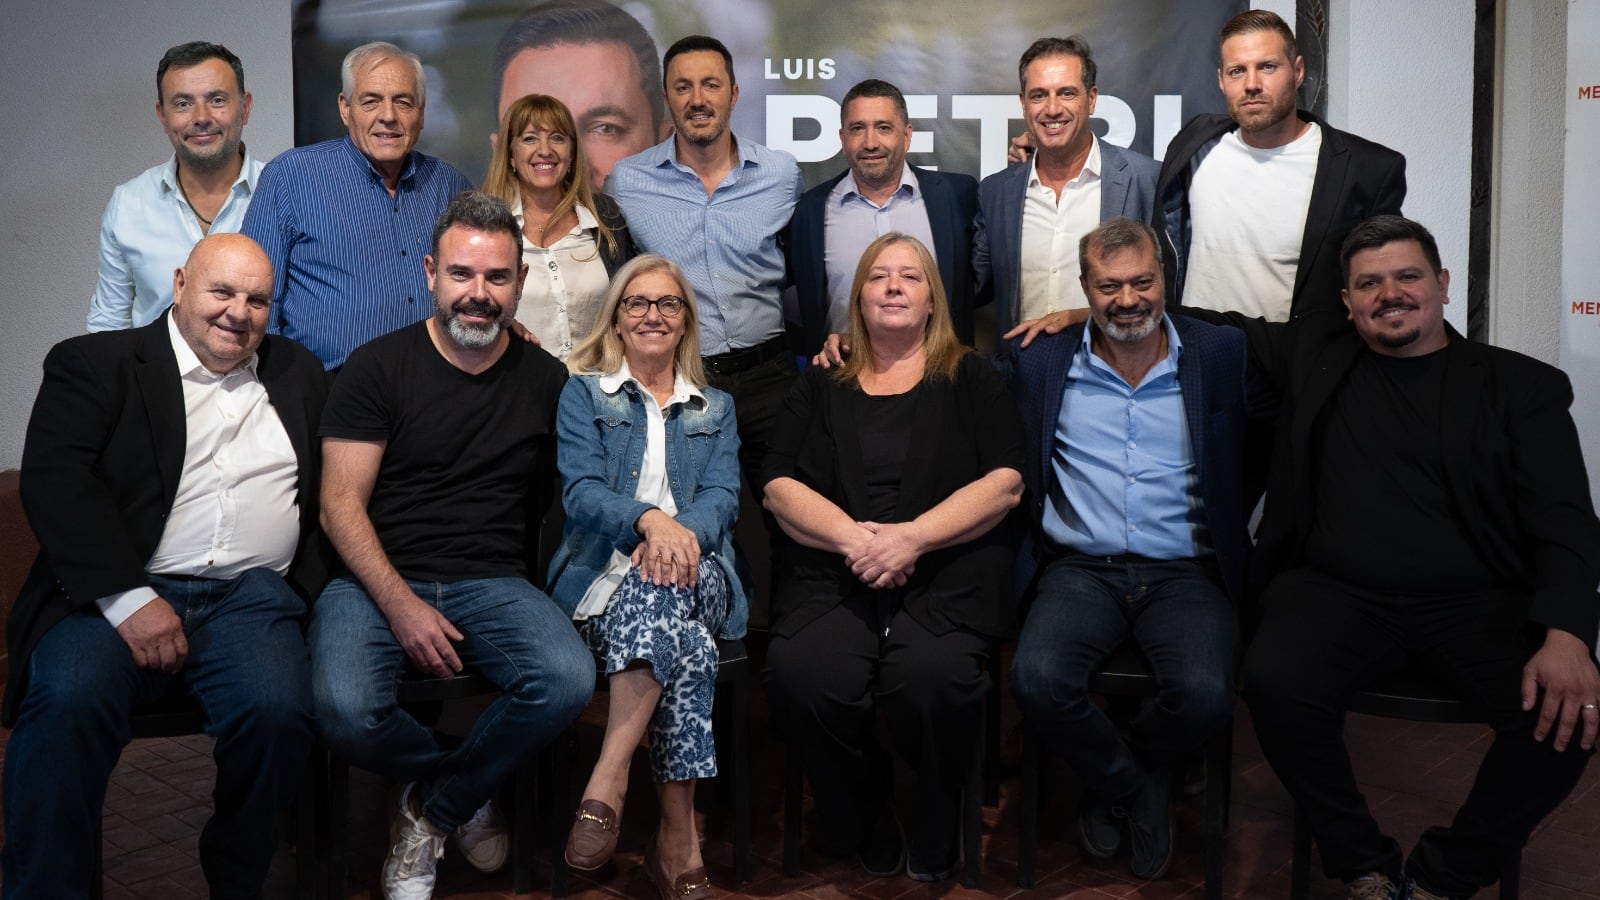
974 37 1160 343
998 218 1256 884
784 79 980 353
89 41 264 332
608 34 804 499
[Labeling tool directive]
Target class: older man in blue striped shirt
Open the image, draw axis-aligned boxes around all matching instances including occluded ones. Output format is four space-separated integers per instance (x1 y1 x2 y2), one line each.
243 42 474 370
607 34 804 499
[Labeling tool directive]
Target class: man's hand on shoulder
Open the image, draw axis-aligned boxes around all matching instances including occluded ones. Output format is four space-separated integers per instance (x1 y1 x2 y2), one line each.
508 320 542 346
117 601 188 673
384 594 465 678
1004 309 1087 348
811 332 851 369
1521 627 1600 752
1008 131 1036 165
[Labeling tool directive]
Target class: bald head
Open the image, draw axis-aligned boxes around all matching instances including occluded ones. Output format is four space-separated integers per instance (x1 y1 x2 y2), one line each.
171 233 275 373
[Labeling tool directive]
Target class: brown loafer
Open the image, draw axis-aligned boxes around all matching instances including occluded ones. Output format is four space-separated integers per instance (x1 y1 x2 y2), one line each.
564 799 620 871
644 837 715 900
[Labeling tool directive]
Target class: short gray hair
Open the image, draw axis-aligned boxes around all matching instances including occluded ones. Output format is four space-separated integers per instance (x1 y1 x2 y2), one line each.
341 41 426 107
1078 217 1163 275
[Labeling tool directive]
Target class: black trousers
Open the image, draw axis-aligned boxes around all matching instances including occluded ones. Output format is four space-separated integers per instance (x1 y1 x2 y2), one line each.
706 353 797 507
1242 567 1593 895
764 594 991 871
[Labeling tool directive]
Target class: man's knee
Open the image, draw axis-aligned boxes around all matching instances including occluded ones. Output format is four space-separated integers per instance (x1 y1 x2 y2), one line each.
1011 647 1090 719
1162 667 1236 731
508 626 594 723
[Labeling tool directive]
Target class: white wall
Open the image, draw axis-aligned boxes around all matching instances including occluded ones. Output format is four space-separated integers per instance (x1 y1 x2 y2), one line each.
0 0 292 469
0 1 1563 468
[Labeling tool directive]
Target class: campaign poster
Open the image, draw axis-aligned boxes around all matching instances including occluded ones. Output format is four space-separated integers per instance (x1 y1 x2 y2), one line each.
291 0 1245 188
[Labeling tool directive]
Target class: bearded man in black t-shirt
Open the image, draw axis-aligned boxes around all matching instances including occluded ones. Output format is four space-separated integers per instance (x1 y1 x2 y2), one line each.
1240 215 1600 900
309 191 594 899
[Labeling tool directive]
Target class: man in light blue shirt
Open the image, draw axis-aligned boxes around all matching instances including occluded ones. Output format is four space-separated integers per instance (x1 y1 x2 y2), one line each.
1000 218 1254 883
607 34 803 496
88 41 263 332
242 42 473 369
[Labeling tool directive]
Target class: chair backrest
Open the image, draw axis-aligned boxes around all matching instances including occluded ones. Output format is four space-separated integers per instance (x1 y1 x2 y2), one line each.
1087 644 1160 698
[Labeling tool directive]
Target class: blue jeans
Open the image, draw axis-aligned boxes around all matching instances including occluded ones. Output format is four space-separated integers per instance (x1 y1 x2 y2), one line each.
2 569 314 900
1011 554 1238 803
309 576 593 830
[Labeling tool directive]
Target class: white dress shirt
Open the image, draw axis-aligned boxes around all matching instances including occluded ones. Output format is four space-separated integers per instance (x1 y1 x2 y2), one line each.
1019 137 1103 320
512 200 613 361
96 316 301 626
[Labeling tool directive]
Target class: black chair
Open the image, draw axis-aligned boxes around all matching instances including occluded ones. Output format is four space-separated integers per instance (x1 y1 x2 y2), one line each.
1016 644 1233 899
90 696 318 900
547 638 753 896
780 647 1000 888
1289 669 1522 900
320 671 549 898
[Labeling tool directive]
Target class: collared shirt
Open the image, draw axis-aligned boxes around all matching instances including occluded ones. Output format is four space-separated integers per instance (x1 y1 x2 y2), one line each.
512 200 611 361
1043 314 1207 559
821 164 939 333
1019 136 1102 320
96 316 301 626
88 153 266 332
574 360 705 618
241 136 474 369
607 136 804 355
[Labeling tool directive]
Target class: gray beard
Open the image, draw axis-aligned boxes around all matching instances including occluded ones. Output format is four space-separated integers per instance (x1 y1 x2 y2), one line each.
445 314 505 349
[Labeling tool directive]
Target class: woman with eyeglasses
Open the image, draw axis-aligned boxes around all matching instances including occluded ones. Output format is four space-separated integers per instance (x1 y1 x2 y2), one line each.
483 93 636 361
547 254 744 900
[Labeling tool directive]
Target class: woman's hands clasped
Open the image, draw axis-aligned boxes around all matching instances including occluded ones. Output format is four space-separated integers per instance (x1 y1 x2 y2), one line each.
632 508 702 587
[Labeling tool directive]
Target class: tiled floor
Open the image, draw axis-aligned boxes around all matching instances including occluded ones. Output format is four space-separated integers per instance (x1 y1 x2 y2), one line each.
2 653 1598 899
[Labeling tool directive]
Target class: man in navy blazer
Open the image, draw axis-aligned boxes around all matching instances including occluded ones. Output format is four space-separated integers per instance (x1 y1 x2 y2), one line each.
3 234 327 898
1156 10 1405 323
786 79 979 352
974 36 1160 343
998 218 1254 882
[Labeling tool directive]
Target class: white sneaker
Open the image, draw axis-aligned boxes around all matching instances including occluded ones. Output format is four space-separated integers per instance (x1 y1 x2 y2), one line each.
454 799 509 873
382 783 447 900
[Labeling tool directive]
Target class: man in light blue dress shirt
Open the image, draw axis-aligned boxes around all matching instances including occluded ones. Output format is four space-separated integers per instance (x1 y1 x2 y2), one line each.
607 34 804 499
242 42 474 370
88 42 263 332
1000 218 1255 883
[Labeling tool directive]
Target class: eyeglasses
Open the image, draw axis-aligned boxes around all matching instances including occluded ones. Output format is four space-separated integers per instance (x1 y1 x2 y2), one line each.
619 295 686 318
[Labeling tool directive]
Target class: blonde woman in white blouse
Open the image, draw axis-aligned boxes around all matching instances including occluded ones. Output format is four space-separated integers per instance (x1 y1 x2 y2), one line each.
484 94 637 360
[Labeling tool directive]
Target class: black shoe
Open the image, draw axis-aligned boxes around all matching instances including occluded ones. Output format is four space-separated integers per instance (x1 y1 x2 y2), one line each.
1114 771 1175 880
1405 877 1460 900
857 814 906 877
1078 797 1121 859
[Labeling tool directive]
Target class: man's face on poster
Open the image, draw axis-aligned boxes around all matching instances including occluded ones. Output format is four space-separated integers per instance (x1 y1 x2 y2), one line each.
496 41 666 187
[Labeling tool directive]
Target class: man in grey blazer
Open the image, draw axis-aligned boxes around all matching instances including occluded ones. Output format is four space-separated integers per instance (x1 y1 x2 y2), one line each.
973 36 1160 342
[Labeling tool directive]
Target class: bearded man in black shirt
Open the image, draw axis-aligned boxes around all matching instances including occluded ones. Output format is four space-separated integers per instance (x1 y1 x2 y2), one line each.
1241 215 1600 900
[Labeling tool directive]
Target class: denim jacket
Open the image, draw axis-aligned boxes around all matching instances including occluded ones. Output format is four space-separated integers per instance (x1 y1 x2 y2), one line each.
547 372 747 637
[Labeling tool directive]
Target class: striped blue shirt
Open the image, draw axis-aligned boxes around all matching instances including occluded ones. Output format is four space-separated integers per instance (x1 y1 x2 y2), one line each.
607 136 803 355
241 136 474 369
1043 314 1208 559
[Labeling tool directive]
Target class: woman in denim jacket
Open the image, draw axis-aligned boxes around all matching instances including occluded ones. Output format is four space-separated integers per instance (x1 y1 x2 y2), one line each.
548 254 744 900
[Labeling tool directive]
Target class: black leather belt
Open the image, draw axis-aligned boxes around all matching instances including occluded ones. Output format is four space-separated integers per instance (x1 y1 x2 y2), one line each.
703 335 788 375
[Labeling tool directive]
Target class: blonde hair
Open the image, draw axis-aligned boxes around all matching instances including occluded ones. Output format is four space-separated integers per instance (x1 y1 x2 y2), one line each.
482 93 617 258
568 254 707 387
836 233 968 385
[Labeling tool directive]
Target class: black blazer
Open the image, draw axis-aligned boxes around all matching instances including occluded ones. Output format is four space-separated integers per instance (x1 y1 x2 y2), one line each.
1156 110 1407 320
760 354 1024 639
785 165 979 351
1250 314 1600 649
4 315 328 725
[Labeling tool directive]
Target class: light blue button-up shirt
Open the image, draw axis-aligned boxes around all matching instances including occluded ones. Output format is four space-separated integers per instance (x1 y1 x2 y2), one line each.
88 153 265 332
1042 314 1208 559
822 164 938 332
607 135 803 355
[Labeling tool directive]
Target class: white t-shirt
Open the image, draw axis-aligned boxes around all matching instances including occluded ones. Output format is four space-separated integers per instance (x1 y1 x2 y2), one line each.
1183 123 1322 322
